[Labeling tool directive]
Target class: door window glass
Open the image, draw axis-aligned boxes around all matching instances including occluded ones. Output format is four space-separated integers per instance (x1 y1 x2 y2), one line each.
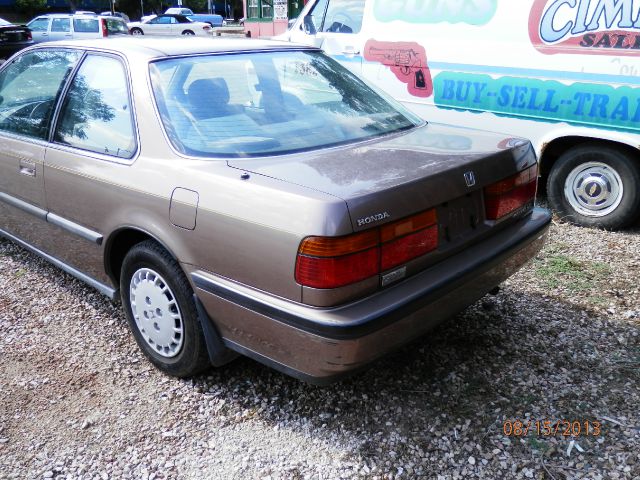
0 50 80 139
322 0 364 33
73 18 99 33
54 55 136 159
305 0 328 33
51 18 71 32
106 18 129 34
27 18 49 32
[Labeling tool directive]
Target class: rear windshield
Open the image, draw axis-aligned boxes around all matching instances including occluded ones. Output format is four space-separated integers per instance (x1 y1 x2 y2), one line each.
73 18 99 32
150 50 419 158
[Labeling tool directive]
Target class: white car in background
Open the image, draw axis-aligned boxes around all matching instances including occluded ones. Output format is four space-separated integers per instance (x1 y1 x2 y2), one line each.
128 14 211 36
165 7 194 15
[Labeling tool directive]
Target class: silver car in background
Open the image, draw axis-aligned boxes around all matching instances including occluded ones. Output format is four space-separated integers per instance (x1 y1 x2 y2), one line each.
26 13 129 43
0 38 551 384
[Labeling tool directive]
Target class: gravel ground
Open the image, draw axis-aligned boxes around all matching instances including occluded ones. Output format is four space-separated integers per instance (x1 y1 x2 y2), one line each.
0 215 639 480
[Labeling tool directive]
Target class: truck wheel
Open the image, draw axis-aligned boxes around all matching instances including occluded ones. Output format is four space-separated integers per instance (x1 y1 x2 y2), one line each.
120 240 210 377
547 144 640 229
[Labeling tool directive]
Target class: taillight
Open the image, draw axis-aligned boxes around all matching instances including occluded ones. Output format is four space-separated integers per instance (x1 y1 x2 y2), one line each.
484 165 538 221
203 25 211 31
26 31 32 40
295 209 438 289
101 19 108 37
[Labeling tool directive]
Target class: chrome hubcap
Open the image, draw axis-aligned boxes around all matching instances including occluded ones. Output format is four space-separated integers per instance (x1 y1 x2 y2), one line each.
564 161 623 217
130 268 183 358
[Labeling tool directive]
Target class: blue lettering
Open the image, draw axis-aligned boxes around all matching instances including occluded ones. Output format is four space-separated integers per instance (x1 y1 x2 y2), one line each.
633 99 640 121
498 85 512 107
512 86 528 109
611 97 629 121
527 87 544 111
540 0 575 43
572 0 590 34
472 82 487 103
589 94 610 118
442 79 456 100
543 90 560 113
587 0 634 31
574 92 591 115
456 81 472 102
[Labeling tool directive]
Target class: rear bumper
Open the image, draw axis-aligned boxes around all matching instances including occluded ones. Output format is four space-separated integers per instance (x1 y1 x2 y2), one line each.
192 208 552 384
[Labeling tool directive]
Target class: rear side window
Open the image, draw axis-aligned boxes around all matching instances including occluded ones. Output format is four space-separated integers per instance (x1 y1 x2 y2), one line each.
27 18 50 32
54 55 136 159
105 18 128 34
0 50 80 140
73 18 99 33
51 18 71 32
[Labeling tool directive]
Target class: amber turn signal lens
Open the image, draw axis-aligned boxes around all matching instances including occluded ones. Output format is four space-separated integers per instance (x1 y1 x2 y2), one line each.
298 230 379 257
380 209 437 243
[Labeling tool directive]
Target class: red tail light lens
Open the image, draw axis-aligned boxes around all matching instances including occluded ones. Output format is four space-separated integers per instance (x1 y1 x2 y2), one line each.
484 165 538 220
101 19 108 37
380 209 438 271
26 31 32 40
381 225 438 271
295 209 439 289
295 248 379 289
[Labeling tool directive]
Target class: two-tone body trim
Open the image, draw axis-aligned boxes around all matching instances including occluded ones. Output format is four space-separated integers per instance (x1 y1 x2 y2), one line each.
192 208 552 340
0 191 103 245
0 227 116 299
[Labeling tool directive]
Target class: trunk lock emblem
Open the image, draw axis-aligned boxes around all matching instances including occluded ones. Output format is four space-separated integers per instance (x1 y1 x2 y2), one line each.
464 171 476 187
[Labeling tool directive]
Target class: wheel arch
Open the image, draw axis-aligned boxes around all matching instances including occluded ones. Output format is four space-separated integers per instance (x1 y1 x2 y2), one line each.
104 227 179 286
539 135 640 186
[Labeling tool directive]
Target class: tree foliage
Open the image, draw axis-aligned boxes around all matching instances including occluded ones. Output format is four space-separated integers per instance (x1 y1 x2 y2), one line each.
15 0 47 16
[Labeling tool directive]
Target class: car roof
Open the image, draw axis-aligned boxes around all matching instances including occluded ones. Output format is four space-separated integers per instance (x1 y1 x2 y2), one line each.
33 13 122 19
29 37 319 60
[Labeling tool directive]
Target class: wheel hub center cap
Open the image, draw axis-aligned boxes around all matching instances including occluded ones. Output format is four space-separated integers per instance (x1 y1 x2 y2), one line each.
581 177 607 201
129 268 183 358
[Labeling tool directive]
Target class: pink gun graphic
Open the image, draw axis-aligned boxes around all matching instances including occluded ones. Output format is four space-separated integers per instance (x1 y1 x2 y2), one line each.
364 40 433 98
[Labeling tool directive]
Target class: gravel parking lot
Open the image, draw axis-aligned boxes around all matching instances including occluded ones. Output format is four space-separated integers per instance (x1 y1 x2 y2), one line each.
1 214 639 480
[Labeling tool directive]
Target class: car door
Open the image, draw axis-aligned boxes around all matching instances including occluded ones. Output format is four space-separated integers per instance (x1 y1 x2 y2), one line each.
289 0 364 75
49 17 73 41
43 53 138 287
26 17 51 43
146 16 172 35
0 49 81 248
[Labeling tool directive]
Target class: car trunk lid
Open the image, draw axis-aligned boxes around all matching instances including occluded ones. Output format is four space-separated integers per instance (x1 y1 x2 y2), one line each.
227 123 536 233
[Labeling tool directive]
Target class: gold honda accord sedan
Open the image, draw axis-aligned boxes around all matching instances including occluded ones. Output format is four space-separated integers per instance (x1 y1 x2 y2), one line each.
0 37 551 384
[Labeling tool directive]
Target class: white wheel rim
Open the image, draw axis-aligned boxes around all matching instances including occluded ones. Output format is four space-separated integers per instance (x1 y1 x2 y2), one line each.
130 268 184 358
564 161 624 217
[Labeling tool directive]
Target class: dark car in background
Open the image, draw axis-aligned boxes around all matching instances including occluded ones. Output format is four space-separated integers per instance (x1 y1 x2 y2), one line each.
0 18 33 59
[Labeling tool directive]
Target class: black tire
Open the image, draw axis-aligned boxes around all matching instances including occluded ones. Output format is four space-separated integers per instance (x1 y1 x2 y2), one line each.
182 30 195 35
131 27 144 35
547 144 640 229
120 240 210 377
